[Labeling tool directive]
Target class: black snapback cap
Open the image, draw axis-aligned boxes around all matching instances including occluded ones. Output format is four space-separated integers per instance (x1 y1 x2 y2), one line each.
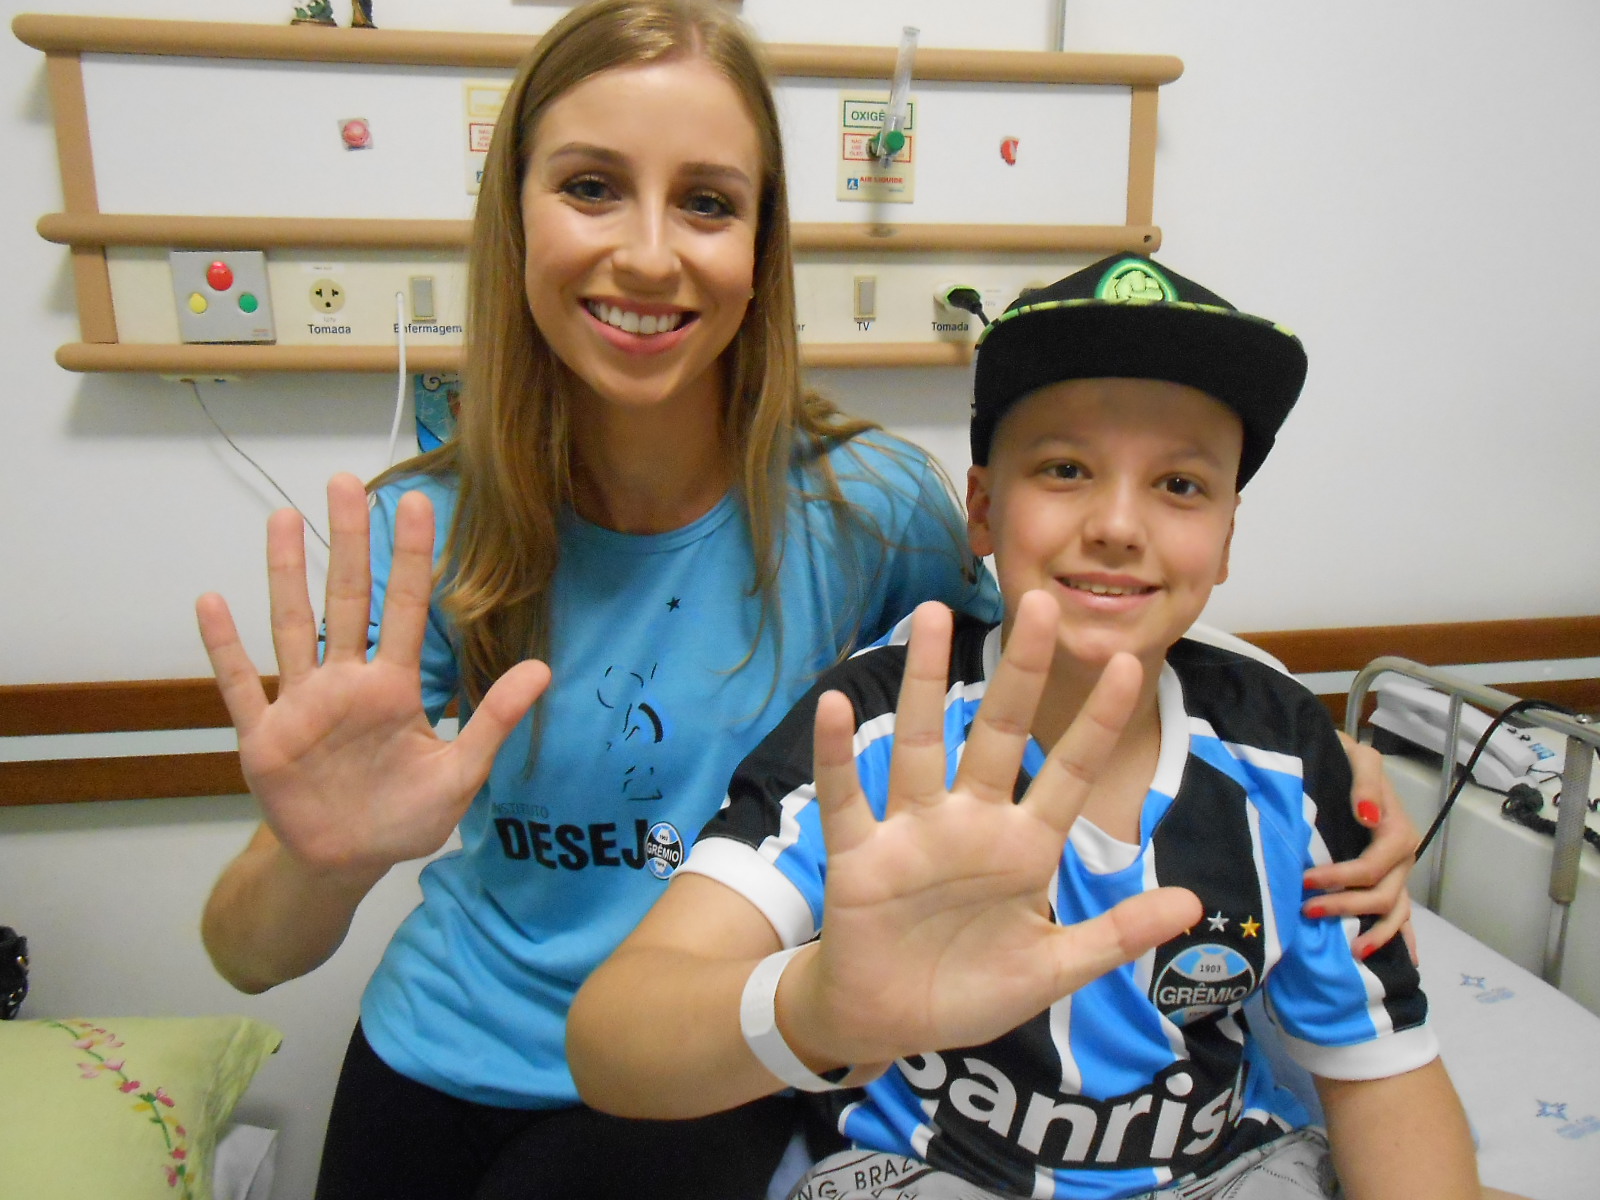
970 255 1308 487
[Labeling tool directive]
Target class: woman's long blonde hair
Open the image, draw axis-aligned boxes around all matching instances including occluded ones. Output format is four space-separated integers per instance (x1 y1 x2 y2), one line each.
375 0 953 706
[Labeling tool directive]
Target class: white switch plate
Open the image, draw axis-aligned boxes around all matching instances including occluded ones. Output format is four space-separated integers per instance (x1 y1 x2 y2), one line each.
170 249 276 343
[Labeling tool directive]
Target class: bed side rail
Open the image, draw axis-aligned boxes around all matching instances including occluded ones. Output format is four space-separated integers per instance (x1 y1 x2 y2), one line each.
1347 657 1598 989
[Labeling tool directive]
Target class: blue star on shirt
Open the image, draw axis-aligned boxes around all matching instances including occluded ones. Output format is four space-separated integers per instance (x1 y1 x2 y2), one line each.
1459 974 1486 989
1536 1101 1569 1120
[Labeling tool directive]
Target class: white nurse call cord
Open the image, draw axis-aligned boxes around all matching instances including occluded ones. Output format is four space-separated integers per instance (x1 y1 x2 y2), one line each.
385 290 407 468
186 291 413 547
187 379 329 550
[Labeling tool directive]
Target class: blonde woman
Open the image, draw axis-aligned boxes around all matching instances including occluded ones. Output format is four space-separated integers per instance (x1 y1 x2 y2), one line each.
196 3 1416 1197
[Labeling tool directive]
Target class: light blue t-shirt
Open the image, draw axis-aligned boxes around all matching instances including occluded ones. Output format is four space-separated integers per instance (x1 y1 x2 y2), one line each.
358 434 1001 1108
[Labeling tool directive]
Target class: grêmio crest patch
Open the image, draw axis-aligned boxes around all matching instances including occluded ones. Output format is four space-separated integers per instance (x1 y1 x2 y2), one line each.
1152 943 1259 1027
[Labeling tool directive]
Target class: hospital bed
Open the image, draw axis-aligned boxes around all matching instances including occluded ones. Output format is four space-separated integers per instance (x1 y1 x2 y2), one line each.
1344 659 1600 1198
4 621 1597 1199
1346 658 1600 1014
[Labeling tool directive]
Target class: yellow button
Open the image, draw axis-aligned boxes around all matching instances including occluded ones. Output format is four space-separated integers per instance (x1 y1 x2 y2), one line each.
188 292 208 314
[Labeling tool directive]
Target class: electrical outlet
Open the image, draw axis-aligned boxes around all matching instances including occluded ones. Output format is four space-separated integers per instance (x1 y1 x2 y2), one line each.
170 250 275 344
310 278 346 313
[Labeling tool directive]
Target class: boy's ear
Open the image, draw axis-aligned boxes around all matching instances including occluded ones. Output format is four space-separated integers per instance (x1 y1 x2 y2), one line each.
1216 509 1237 585
966 466 994 559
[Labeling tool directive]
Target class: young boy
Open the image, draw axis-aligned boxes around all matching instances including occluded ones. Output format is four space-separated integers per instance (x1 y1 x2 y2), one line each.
568 256 1483 1198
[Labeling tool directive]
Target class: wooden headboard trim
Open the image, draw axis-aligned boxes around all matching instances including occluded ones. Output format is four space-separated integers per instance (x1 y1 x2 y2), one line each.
3 615 1595 806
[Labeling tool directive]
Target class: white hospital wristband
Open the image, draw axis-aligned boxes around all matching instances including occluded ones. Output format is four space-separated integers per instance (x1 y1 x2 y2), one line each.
739 945 854 1093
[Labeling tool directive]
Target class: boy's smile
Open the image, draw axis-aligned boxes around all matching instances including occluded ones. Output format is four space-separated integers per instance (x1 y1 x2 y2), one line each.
966 378 1243 690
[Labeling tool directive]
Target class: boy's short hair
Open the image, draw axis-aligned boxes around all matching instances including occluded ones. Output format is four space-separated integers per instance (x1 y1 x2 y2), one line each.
970 255 1308 487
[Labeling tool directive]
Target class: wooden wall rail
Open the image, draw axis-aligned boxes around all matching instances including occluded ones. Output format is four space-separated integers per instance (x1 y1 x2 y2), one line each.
0 677 273 807
3 617 1595 808
1244 616 1600 677
54 341 983 375
41 214 1161 256
1244 615 1600 726
12 15 1183 85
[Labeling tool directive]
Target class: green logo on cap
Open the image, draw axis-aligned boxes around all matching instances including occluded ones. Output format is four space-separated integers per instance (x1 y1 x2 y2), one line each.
1097 259 1177 303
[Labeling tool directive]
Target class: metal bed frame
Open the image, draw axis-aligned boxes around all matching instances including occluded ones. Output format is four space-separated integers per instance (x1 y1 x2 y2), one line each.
1346 657 1598 991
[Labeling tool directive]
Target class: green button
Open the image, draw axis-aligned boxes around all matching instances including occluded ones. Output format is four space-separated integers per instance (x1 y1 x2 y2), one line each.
870 128 906 157
238 292 259 314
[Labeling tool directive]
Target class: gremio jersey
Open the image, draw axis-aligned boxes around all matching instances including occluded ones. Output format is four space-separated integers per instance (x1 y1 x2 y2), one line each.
683 617 1437 1199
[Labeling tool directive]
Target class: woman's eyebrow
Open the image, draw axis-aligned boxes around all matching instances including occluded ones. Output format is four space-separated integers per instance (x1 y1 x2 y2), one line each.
542 143 753 189
542 142 626 169
679 162 756 189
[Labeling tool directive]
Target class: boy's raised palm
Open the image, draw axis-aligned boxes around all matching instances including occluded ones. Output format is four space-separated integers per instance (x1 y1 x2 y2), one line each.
801 593 1200 1066
195 473 549 879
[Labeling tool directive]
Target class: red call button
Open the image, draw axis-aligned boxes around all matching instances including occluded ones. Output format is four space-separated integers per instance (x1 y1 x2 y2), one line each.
206 260 234 291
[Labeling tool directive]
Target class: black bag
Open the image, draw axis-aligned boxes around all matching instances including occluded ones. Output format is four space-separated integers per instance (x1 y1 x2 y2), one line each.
0 926 28 1019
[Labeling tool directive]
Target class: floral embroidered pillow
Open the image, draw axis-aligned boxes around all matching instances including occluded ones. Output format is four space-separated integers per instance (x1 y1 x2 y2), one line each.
0 1015 281 1200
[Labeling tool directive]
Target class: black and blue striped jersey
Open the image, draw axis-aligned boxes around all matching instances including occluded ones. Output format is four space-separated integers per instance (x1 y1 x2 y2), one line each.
683 615 1437 1199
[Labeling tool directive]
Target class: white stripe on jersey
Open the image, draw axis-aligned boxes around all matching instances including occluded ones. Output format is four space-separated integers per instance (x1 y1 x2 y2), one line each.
1147 843 1193 1062
757 707 897 868
1300 790 1332 868
1216 1007 1247 1047
1042 867 1086 1095
1297 786 1395 1036
855 709 898 754
1242 803 1286 976
1240 1107 1294 1135
1046 982 1082 1096
911 1097 938 1157
1217 735 1306 784
853 609 917 657
768 781 816 865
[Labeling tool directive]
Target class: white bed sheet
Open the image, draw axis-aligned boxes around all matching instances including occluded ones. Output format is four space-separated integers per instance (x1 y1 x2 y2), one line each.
215 1124 278 1200
1414 904 1600 1199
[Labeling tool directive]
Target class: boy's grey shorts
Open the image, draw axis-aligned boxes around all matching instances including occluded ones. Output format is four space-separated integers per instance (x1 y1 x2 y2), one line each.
786 1127 1340 1200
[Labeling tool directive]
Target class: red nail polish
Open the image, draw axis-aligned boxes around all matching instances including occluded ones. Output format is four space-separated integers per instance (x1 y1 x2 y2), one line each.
1357 800 1381 825
1359 943 1376 960
1305 905 1326 920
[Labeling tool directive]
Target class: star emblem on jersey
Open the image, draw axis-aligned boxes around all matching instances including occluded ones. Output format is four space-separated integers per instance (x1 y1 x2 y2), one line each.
1240 916 1261 938
1537 1101 1569 1120
1206 911 1229 932
667 597 681 610
1460 974 1486 989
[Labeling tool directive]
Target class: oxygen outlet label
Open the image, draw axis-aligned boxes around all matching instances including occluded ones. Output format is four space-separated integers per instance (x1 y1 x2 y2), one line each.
837 92 916 204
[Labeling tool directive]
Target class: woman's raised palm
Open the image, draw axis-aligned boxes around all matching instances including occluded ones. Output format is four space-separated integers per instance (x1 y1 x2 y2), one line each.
195 474 550 879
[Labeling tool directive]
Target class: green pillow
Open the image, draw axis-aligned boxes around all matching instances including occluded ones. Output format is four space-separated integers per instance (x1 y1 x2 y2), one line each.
0 1015 282 1200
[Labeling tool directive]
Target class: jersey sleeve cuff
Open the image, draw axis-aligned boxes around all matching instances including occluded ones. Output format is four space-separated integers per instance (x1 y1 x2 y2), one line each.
1279 1021 1440 1081
679 837 819 948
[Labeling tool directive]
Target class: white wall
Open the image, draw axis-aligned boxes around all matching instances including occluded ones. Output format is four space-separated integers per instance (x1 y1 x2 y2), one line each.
4 3 1599 1198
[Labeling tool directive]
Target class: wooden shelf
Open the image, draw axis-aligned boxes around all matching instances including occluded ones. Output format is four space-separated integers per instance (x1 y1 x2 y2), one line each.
40 213 1160 256
12 14 1182 85
55 340 978 374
